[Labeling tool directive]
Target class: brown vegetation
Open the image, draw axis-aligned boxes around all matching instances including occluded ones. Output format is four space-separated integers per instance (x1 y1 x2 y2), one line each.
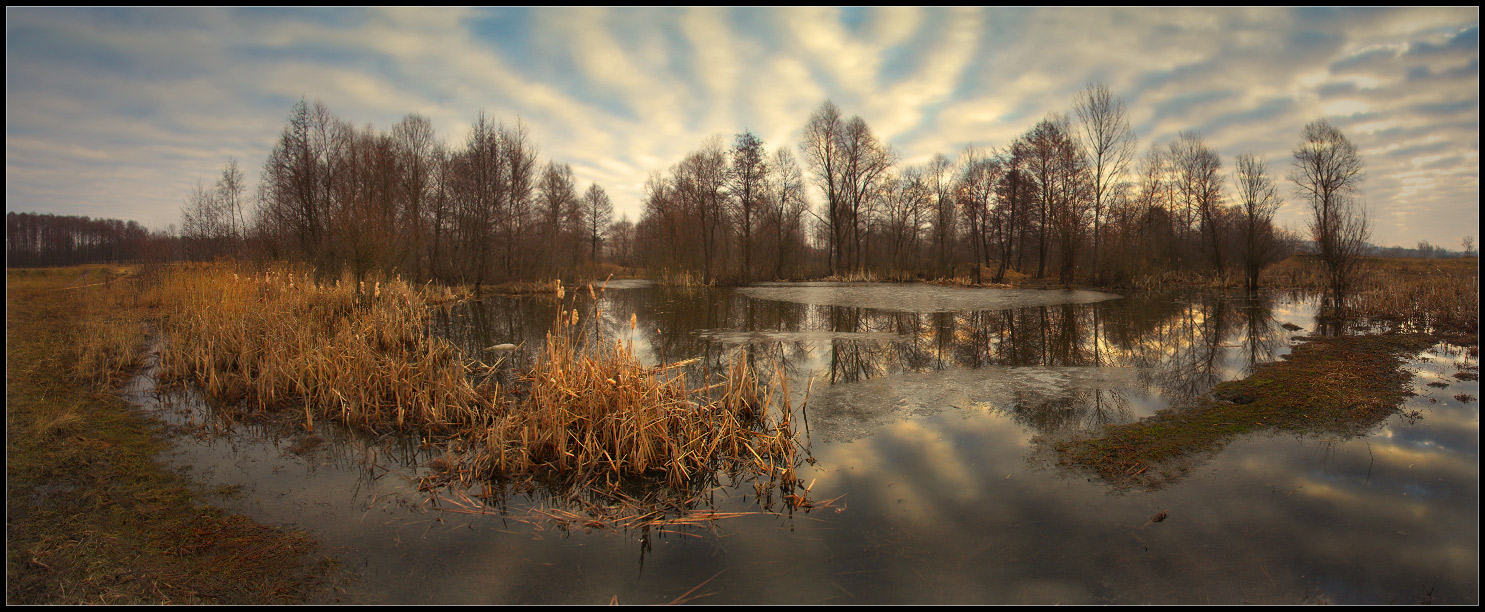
6 266 334 604
465 294 803 492
151 262 807 504
1262 255 1479 335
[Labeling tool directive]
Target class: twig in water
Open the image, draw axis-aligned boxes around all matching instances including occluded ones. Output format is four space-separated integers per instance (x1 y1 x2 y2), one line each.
668 568 726 605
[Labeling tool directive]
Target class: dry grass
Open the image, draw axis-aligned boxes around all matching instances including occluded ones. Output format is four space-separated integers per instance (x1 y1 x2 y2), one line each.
465 292 802 492
7 266 335 604
1263 255 1479 335
154 262 489 433
152 262 809 514
1348 257 1478 335
657 269 710 288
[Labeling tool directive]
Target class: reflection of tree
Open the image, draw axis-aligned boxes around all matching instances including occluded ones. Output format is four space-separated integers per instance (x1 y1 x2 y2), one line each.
1119 291 1246 408
431 286 1309 441
1009 387 1136 434
1239 291 1280 376
828 306 881 384
887 311 934 372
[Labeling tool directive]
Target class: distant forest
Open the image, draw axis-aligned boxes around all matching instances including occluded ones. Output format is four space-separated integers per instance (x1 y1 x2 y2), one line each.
6 87 1476 280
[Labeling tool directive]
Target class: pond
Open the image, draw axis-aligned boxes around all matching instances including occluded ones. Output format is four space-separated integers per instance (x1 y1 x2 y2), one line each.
127 281 1479 604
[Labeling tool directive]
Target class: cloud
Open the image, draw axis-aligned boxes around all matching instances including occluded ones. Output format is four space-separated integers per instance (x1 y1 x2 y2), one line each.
5 7 1477 246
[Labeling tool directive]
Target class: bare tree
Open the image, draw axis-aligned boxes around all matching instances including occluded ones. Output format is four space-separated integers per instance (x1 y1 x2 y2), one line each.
260 98 345 268
1289 119 1368 309
537 161 581 277
729 130 768 280
390 114 436 278
955 146 1001 282
1232 153 1285 290
767 148 808 279
498 119 539 278
881 165 930 275
181 179 229 260
1049 130 1091 284
801 101 846 276
676 137 730 283
838 115 894 275
607 214 635 267
582 183 613 263
216 159 247 254
1072 83 1137 282
927 153 958 278
998 138 1037 278
1169 131 1224 275
1024 116 1081 279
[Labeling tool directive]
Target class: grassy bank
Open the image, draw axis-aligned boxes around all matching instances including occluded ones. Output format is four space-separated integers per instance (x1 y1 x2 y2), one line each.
6 266 335 604
1052 332 1443 489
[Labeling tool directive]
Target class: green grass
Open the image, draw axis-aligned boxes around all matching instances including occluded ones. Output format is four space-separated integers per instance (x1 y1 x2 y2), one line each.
1052 332 1443 489
6 267 338 604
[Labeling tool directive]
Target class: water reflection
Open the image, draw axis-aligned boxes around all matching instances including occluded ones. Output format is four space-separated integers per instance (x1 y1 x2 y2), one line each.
130 283 1477 604
438 285 1313 441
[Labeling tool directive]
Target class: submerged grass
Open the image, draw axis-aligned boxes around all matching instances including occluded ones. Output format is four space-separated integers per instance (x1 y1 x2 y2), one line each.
153 262 808 515
6 266 336 604
1053 332 1441 489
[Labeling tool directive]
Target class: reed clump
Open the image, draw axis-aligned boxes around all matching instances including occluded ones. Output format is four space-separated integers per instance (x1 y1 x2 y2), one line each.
658 269 709 288
154 263 806 507
467 286 802 491
154 262 490 432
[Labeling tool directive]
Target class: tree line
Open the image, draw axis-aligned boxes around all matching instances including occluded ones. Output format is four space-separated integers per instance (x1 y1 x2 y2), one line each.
634 85 1363 292
6 211 167 268
177 99 619 284
144 87 1377 299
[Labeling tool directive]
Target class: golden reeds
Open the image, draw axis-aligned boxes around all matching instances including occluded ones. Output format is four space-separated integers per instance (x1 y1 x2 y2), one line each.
153 262 808 510
466 285 803 493
154 262 489 433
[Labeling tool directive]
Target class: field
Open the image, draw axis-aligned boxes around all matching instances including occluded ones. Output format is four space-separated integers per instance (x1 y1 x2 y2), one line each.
5 266 336 604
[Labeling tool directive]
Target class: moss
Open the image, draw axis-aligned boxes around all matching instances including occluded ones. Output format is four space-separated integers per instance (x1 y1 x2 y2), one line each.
1053 332 1442 489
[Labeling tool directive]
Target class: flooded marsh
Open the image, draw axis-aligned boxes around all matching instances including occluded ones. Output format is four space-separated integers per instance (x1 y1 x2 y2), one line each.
134 281 1478 604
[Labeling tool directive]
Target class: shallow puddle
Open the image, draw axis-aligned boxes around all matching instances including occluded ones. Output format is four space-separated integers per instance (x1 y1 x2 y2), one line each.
131 283 1479 604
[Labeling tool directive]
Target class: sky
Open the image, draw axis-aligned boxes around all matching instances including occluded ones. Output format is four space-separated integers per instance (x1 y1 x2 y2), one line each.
5 6 1479 249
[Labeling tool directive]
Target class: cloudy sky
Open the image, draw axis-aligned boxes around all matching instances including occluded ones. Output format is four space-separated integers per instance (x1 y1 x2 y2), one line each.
6 6 1478 248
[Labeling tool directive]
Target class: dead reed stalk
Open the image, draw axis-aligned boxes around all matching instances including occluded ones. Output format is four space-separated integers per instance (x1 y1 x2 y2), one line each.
466 283 804 495
154 263 809 511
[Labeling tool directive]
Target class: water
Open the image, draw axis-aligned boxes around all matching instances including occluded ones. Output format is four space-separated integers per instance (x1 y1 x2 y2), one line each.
128 282 1479 604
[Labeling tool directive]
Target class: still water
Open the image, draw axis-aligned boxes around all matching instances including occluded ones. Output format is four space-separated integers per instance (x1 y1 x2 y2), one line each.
128 282 1479 604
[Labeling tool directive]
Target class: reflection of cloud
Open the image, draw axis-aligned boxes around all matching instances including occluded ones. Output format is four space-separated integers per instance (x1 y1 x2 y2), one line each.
5 7 1476 247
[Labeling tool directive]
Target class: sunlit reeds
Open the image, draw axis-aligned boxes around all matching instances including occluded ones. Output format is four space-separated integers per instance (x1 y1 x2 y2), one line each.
466 284 803 492
154 262 489 433
153 262 808 511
